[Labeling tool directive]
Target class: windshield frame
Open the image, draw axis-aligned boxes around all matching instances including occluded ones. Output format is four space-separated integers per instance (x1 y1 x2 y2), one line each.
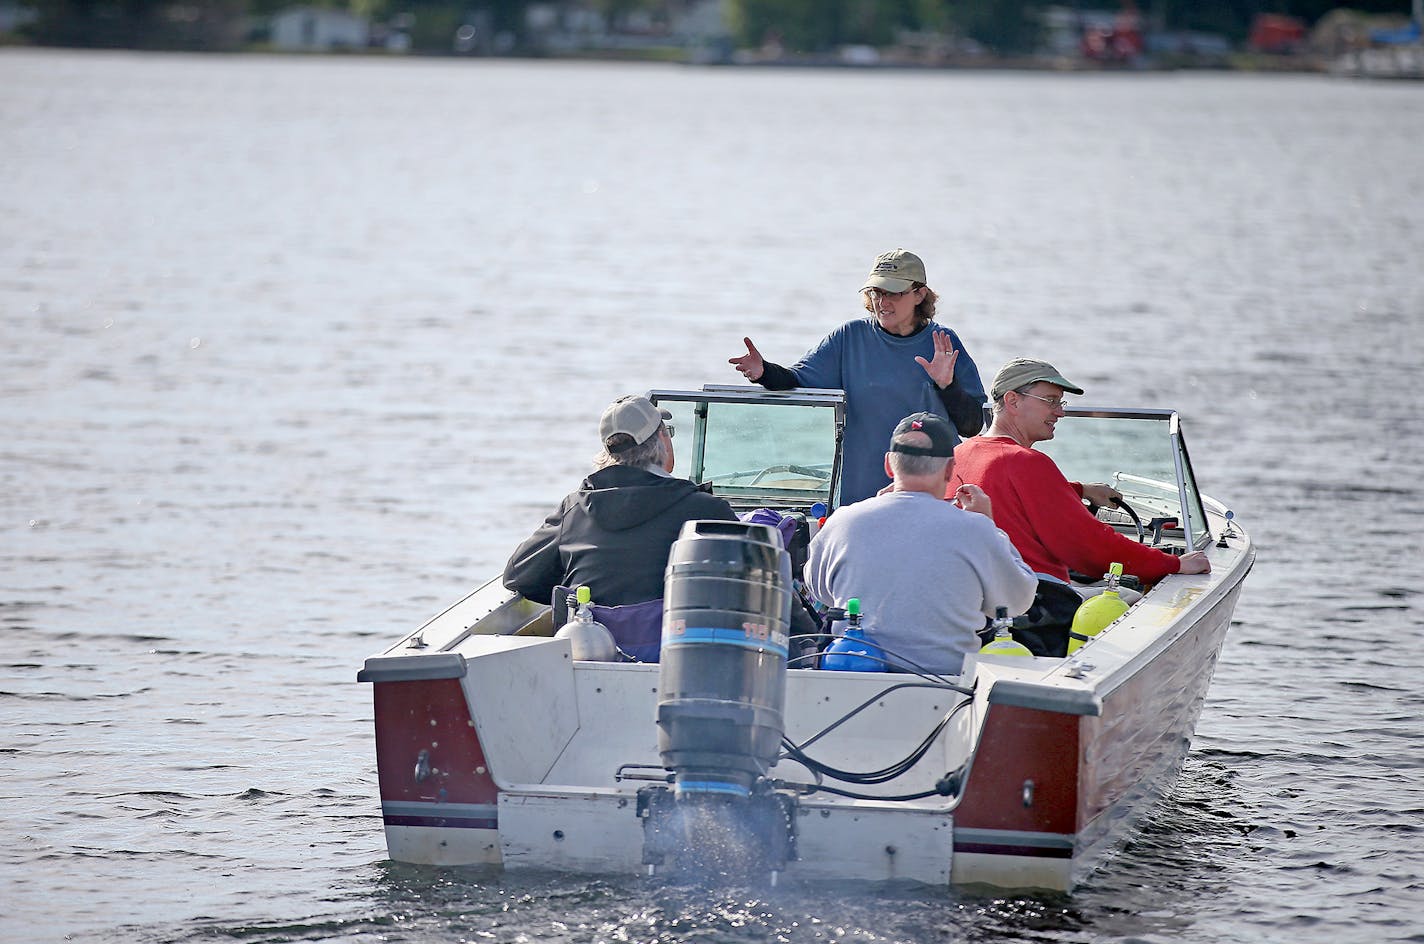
1041 406 1213 551
647 385 847 512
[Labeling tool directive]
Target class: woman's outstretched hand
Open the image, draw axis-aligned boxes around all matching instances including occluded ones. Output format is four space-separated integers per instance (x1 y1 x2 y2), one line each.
729 336 766 382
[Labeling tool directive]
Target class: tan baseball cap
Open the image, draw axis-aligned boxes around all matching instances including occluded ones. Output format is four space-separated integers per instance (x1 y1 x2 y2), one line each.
990 358 1085 400
599 395 671 449
860 249 927 293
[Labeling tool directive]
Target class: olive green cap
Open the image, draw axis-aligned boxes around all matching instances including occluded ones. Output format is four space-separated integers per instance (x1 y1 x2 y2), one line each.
990 358 1085 400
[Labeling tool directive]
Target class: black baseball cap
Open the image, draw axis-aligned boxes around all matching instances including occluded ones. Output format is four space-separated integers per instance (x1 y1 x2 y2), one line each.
889 412 958 457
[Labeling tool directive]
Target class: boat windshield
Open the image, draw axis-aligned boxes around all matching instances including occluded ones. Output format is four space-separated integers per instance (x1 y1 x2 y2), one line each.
1037 408 1213 550
643 391 1213 547
648 386 845 513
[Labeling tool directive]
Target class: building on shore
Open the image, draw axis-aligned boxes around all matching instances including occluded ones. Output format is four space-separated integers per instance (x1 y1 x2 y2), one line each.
269 6 369 52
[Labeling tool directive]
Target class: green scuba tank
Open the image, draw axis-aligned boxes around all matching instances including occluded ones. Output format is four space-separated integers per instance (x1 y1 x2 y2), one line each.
979 606 1033 657
1067 563 1130 654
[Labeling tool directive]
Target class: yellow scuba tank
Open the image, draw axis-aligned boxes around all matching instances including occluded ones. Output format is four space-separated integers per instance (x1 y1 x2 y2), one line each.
979 606 1033 657
1067 563 1130 654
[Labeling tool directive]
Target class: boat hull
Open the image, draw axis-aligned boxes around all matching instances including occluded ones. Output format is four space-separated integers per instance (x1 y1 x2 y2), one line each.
359 521 1251 891
952 573 1246 889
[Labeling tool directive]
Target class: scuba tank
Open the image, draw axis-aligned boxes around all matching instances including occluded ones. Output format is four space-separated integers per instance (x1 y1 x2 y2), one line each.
979 605 1033 657
554 585 617 662
820 598 885 672
1067 563 1130 654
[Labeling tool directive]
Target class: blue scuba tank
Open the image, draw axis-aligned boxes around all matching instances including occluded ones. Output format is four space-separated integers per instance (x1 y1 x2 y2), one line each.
821 598 885 672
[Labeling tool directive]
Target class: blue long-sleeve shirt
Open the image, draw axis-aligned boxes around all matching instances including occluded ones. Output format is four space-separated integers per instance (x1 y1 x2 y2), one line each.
759 318 986 505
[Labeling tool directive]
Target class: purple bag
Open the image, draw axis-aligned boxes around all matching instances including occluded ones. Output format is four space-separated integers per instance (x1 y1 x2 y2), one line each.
739 508 797 550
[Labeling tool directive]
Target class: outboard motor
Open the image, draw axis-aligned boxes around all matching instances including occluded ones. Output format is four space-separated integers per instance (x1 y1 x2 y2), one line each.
639 519 798 879
657 519 790 793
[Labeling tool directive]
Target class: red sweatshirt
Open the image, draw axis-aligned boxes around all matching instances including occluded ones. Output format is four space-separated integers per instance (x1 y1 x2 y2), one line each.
950 436 1182 586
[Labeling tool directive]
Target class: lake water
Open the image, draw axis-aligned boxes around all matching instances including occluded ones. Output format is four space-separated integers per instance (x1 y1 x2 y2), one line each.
2 48 1422 943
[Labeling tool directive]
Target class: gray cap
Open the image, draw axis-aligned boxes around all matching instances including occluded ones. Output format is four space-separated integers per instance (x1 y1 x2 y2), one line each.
599 395 671 450
990 358 1085 400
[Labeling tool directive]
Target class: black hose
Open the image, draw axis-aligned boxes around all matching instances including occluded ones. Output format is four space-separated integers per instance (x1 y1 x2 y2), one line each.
780 696 975 785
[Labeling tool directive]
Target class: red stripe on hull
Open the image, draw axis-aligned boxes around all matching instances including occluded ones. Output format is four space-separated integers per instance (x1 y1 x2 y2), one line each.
371 677 499 806
953 842 1073 859
385 814 499 829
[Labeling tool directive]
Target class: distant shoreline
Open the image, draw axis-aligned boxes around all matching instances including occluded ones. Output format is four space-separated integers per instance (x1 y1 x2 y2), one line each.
0 39 1336 76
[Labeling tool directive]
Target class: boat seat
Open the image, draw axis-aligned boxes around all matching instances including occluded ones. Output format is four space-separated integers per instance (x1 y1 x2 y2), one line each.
1072 582 1143 606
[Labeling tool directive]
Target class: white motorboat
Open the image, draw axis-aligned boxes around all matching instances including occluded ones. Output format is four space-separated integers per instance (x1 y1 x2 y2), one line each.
358 384 1253 891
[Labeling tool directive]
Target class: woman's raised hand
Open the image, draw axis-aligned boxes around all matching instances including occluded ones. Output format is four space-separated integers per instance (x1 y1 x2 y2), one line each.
914 331 960 388
729 336 766 382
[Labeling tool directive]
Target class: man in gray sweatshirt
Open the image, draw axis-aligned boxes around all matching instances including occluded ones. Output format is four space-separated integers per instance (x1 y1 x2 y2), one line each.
804 412 1037 676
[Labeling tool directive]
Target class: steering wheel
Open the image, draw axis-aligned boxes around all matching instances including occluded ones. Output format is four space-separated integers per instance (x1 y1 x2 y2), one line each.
1087 496 1146 544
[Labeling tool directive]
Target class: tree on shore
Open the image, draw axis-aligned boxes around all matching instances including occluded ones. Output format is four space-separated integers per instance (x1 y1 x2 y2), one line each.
23 0 248 49
725 0 1046 55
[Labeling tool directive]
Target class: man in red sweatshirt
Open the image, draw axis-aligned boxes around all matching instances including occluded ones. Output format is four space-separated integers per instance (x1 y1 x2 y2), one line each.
950 357 1210 655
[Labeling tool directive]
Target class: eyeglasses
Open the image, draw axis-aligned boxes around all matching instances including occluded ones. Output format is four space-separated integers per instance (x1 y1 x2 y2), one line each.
1015 390 1069 410
663 421 674 439
864 287 914 300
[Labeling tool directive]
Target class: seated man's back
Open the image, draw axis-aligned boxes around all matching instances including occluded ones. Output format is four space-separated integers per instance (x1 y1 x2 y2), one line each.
502 395 737 628
805 412 1037 676
504 463 736 622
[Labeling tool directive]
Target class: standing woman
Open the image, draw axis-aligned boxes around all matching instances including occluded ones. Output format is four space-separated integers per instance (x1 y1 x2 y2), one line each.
729 249 986 505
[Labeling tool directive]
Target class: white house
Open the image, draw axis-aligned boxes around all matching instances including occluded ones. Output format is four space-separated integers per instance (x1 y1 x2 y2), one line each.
270 6 369 51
